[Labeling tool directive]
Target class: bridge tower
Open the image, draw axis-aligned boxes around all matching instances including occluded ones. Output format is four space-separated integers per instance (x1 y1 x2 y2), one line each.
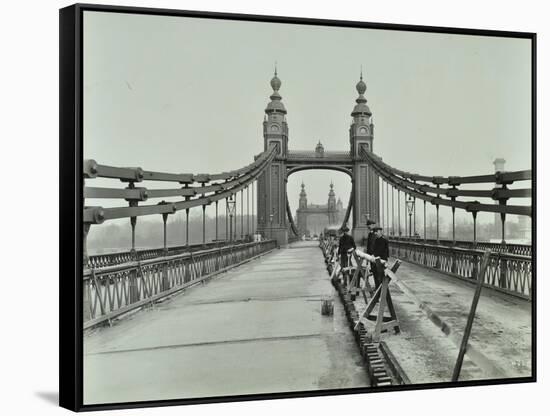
256 69 289 244
327 182 337 225
349 72 379 241
296 182 308 236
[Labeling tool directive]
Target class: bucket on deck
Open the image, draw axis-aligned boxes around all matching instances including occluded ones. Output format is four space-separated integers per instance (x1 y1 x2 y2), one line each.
321 298 334 316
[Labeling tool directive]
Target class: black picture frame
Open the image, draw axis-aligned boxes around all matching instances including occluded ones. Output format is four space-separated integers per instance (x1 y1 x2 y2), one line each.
60 3 536 412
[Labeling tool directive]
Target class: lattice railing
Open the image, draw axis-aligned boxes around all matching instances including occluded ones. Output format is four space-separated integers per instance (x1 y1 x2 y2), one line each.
88 240 243 268
83 240 277 329
388 240 531 300
389 237 531 257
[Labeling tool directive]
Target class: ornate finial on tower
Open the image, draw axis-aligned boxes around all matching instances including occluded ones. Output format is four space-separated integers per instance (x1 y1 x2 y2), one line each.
265 68 286 114
351 72 371 116
356 70 367 97
270 66 281 92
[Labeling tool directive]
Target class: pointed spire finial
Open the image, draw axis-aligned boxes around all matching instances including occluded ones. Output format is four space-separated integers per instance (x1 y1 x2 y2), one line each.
274 61 277 76
360 65 363 81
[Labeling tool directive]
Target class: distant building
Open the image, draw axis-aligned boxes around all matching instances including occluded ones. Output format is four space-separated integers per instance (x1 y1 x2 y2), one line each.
296 183 346 236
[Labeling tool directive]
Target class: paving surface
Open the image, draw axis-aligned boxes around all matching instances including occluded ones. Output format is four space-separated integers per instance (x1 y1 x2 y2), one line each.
83 241 369 405
365 259 532 384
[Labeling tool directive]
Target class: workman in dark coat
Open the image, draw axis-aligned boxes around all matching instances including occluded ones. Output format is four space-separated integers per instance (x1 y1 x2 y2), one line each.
372 225 389 261
365 220 377 255
371 224 389 287
337 225 356 286
363 220 377 288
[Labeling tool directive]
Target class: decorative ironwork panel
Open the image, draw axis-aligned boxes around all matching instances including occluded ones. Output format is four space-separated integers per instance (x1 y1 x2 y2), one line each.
387 240 531 300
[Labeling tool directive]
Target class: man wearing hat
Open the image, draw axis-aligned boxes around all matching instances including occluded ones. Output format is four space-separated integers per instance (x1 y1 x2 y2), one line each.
365 219 377 255
337 224 355 286
371 223 389 287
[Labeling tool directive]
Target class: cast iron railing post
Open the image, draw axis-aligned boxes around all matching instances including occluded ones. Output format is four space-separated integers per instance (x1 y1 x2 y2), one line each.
225 197 229 241
391 185 395 237
215 200 219 242
83 223 91 321
472 211 479 280
386 181 389 236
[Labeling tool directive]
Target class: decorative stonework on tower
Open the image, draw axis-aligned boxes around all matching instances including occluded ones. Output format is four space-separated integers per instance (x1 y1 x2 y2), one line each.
257 68 289 244
299 182 307 209
349 71 374 157
328 182 337 224
350 71 379 241
263 67 289 157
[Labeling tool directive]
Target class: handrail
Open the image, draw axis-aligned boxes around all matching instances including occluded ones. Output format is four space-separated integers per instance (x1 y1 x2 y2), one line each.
84 240 272 278
388 239 532 300
387 237 531 256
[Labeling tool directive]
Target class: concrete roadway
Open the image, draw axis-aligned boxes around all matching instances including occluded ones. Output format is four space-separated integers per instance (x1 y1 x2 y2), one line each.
83 241 368 405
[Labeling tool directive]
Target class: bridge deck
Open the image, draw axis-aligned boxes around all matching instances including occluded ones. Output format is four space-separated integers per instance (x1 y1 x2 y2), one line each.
83 241 368 405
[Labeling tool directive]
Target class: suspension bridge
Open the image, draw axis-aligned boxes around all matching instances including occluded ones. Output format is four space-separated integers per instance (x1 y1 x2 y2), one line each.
82 71 533 404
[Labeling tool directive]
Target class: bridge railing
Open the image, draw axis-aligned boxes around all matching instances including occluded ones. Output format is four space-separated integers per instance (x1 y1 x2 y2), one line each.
88 240 252 268
83 240 277 329
387 237 531 257
387 239 531 300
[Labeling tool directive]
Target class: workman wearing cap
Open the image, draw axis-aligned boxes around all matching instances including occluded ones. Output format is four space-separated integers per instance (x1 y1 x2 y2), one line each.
365 220 377 255
371 224 389 287
353 224 389 288
371 224 389 261
337 225 356 286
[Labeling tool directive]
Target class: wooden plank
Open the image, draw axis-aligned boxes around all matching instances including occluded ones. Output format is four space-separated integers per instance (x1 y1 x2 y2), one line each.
451 250 492 382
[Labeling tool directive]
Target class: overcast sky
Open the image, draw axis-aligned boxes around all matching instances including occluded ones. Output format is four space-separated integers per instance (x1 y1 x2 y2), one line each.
83 11 531 227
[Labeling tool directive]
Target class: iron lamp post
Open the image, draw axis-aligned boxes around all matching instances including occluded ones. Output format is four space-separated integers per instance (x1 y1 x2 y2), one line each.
227 195 236 243
406 195 415 239
269 212 274 241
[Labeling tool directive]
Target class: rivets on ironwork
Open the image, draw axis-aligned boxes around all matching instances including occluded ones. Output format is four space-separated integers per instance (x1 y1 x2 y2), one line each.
84 159 98 178
135 167 144 182
93 207 105 224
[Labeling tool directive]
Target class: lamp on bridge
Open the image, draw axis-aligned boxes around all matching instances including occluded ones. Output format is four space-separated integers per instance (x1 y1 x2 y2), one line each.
269 211 274 241
227 195 236 242
406 195 415 239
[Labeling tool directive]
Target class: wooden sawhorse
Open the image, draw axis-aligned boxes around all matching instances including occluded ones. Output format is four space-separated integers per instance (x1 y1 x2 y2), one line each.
354 259 402 342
